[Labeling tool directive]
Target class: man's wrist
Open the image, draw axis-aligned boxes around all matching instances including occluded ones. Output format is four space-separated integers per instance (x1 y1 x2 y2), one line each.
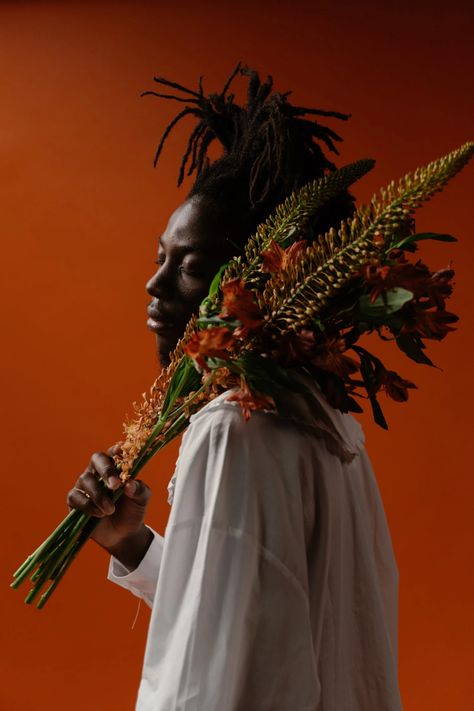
106 525 155 571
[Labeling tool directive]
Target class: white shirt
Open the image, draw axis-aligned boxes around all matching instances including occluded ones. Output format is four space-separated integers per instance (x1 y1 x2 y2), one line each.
108 376 403 710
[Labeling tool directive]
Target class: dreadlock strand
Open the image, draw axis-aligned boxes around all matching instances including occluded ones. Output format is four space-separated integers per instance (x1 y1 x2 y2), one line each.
140 90 200 104
241 66 261 112
152 107 199 168
151 75 202 99
186 123 207 176
309 121 345 144
290 105 351 120
195 129 217 178
178 120 206 184
304 121 343 154
255 75 274 108
219 61 243 99
146 63 357 241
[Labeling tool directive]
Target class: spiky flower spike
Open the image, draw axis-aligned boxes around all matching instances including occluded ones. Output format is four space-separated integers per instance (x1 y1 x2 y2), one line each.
376 142 474 249
259 142 474 332
119 159 376 477
223 158 375 285
12 142 472 608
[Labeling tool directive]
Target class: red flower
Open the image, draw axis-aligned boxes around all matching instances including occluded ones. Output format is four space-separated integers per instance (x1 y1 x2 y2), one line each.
184 327 235 371
227 377 276 422
380 370 417 402
260 239 307 273
219 279 263 332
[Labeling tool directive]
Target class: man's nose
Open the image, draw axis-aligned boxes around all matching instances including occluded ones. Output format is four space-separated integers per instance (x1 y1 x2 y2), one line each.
146 263 174 298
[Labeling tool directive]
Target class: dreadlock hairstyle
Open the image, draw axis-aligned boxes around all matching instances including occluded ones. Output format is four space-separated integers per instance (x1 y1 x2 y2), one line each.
142 61 356 246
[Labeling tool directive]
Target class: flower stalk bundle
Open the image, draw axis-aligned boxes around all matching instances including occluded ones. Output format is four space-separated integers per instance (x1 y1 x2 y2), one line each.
12 142 473 607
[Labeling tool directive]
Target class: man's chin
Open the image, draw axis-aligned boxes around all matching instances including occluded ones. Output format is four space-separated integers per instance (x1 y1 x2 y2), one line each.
155 333 177 367
158 349 171 367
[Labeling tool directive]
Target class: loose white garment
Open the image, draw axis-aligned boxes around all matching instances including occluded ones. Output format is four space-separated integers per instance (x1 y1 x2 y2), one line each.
108 376 403 711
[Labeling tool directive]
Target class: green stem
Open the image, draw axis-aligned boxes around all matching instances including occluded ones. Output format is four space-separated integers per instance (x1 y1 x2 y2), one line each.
126 375 211 477
36 543 81 609
24 511 90 604
13 369 213 606
11 509 83 588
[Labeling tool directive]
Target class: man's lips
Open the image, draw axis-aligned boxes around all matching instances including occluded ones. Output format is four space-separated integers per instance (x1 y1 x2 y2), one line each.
146 306 176 333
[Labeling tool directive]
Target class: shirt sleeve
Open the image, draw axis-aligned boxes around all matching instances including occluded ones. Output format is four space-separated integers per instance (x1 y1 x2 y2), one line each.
107 525 164 609
139 402 315 709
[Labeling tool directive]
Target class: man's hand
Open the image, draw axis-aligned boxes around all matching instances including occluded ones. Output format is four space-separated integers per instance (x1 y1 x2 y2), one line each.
66 444 154 570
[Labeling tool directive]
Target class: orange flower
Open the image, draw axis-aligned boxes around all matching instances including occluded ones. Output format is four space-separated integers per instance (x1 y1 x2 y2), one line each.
362 258 431 304
184 326 234 370
261 239 307 273
227 377 276 421
219 278 263 331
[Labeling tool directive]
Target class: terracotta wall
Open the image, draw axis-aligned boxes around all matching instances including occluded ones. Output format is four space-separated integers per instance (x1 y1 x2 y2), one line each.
2 1 472 708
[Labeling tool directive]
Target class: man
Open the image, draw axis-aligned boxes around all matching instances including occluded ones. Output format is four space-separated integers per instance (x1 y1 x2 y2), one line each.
67 64 402 710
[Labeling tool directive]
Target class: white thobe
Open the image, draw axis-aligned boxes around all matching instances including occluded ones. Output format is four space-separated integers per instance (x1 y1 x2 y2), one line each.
108 375 403 710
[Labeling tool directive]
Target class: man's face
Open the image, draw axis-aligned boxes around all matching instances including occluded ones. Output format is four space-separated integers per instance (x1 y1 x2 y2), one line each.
146 195 241 365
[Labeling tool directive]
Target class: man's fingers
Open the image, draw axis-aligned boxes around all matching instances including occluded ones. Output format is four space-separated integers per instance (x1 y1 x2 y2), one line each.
106 442 124 458
90 451 121 490
67 486 107 518
123 479 152 507
75 472 115 514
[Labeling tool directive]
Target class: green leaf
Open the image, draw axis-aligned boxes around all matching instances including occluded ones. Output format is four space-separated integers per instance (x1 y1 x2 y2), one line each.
206 356 239 371
357 287 414 323
208 262 229 297
161 356 200 417
197 316 240 329
198 263 229 318
391 232 457 251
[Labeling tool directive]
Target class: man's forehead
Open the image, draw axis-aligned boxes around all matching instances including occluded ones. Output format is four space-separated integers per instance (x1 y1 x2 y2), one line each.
159 198 226 252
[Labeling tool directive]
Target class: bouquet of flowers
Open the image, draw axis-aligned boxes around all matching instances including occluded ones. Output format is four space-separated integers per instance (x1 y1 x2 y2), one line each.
12 142 473 608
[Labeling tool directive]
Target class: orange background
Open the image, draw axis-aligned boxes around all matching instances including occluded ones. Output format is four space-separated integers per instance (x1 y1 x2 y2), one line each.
1 1 473 709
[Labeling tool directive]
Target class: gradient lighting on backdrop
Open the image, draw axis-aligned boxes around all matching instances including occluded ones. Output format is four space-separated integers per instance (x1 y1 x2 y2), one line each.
1 1 473 709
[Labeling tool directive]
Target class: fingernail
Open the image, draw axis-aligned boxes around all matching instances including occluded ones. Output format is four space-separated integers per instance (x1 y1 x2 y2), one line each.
107 475 120 490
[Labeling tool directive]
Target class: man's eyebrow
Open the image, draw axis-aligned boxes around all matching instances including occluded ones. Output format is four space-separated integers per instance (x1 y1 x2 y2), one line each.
157 234 211 256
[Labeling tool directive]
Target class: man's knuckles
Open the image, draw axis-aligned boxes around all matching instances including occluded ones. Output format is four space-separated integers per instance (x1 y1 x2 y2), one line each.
66 487 105 517
123 479 151 507
90 452 119 477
